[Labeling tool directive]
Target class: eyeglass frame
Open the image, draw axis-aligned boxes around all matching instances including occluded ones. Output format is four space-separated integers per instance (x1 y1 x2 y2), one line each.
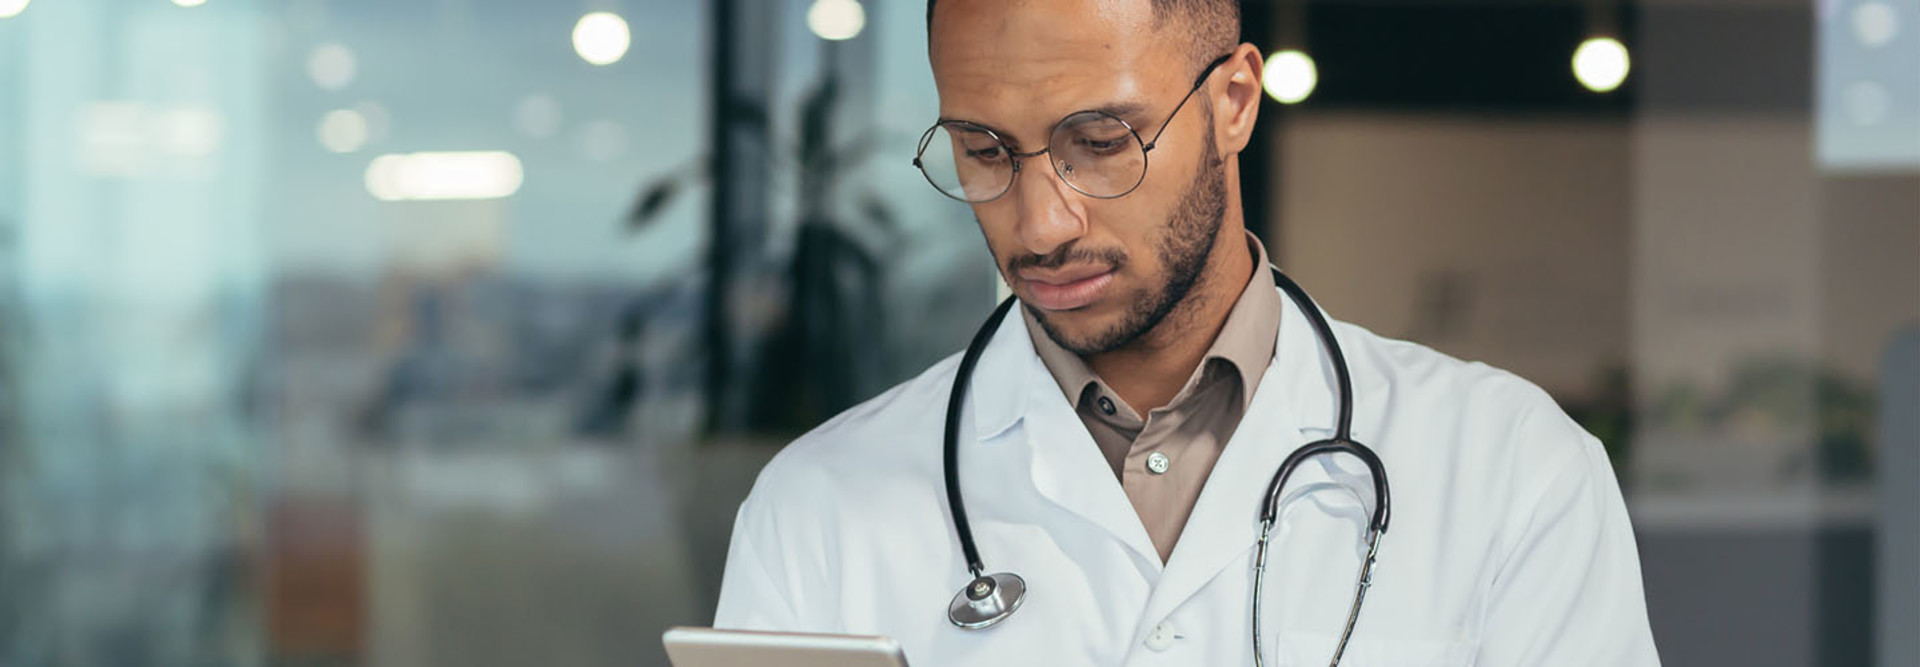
913 52 1237 203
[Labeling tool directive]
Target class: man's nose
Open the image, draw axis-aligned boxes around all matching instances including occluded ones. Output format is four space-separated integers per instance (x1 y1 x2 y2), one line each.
1010 156 1089 257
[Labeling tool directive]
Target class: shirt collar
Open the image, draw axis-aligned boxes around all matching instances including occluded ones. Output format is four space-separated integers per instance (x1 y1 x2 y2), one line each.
1210 232 1282 406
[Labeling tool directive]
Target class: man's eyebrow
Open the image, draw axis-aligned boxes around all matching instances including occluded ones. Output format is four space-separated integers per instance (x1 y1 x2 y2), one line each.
935 116 1032 150
937 99 1154 144
935 116 1008 135
1088 100 1150 121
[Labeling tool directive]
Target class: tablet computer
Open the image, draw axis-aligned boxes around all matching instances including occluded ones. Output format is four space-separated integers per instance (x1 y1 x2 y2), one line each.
662 627 909 667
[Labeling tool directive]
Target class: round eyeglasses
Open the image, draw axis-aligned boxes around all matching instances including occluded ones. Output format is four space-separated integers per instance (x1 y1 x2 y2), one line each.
913 53 1233 204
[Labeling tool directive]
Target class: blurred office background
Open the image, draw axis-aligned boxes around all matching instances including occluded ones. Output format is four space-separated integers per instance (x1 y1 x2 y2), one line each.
0 0 1914 665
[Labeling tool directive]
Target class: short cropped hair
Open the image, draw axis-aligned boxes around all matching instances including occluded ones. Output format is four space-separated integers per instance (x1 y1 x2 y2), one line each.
927 0 1241 70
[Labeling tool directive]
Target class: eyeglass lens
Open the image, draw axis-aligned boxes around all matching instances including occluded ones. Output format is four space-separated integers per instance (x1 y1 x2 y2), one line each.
917 111 1146 203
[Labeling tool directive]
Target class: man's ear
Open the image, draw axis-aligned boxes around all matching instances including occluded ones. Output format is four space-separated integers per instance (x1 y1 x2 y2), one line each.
1213 43 1265 157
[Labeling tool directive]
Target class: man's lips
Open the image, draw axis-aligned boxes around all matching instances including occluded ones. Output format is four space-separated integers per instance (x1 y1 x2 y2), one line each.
1019 266 1116 311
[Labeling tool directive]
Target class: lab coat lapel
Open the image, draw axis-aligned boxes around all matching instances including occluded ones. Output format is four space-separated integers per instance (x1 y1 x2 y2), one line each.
968 302 1163 573
1022 375 1164 570
1135 286 1350 631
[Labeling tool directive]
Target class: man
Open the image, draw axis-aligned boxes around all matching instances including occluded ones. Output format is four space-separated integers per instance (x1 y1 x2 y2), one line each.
714 0 1661 664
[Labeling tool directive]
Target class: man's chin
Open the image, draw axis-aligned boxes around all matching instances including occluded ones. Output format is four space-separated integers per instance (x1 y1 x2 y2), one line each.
1028 306 1125 356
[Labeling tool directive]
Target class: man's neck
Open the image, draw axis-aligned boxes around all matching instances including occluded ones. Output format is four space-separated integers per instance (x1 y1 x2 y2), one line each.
1086 226 1255 416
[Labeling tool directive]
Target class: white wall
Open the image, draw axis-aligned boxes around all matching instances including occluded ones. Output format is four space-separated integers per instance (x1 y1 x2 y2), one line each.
1271 113 1632 402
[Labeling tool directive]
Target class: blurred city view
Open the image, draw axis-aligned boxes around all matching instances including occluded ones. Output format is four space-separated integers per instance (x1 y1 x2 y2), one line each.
0 1 1916 666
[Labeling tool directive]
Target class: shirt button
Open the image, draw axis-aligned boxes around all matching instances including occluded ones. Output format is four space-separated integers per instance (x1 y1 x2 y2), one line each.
1096 396 1116 415
1145 451 1171 475
1144 620 1176 651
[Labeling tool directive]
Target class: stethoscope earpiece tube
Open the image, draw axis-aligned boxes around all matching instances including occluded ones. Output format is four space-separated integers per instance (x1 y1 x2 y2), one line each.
1269 270 1355 442
1268 267 1391 537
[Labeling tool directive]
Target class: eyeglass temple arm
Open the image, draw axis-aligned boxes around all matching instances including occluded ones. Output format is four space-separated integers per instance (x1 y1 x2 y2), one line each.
1142 52 1237 152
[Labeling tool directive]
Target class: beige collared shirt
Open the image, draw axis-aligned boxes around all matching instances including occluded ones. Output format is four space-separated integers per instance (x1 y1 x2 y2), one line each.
1021 232 1281 563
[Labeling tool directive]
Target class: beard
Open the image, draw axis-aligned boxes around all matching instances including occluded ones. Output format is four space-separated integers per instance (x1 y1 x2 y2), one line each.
1025 129 1229 356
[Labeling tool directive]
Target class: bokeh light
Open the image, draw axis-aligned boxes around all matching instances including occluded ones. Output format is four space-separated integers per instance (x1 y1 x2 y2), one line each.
0 0 30 20
171 0 207 7
364 151 524 201
155 107 223 157
807 0 867 41
317 109 369 154
1852 2 1900 48
1262 50 1318 104
307 43 357 91
573 12 631 66
1573 36 1631 93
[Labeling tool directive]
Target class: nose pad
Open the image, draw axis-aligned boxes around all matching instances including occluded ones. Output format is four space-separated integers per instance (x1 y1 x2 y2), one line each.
1014 152 1079 203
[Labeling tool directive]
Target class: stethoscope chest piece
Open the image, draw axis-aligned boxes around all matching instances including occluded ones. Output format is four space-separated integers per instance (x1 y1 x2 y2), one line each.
947 572 1027 629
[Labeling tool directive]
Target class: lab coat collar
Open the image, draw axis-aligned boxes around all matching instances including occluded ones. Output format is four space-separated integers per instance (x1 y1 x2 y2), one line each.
1022 367 1165 567
969 299 1037 442
971 299 1163 566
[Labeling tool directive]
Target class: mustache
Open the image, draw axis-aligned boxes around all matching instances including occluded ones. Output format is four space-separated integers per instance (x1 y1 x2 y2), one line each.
1004 243 1129 274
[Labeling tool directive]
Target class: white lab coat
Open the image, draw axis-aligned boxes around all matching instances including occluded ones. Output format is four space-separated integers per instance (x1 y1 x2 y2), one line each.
714 286 1661 666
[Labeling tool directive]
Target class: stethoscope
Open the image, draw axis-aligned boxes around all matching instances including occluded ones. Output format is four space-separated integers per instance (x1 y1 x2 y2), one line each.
941 267 1392 667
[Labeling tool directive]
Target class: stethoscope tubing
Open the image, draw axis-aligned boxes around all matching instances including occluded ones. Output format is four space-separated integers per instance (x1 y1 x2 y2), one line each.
943 295 1018 579
942 268 1391 666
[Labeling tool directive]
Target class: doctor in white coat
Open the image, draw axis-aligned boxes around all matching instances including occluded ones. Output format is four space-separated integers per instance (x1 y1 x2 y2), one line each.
714 0 1662 665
